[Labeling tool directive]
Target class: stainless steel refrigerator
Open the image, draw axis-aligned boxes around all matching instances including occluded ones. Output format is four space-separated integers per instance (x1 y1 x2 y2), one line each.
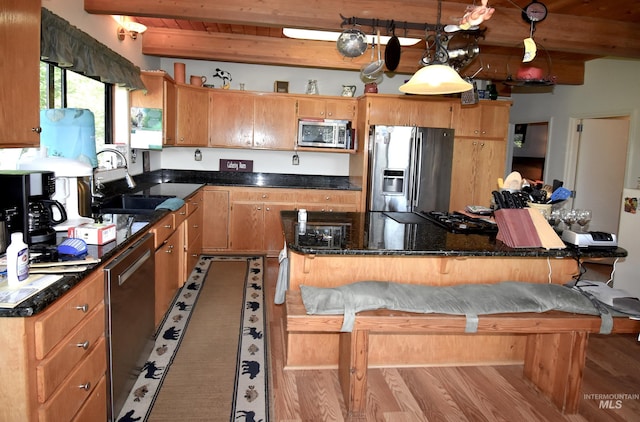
368 125 454 212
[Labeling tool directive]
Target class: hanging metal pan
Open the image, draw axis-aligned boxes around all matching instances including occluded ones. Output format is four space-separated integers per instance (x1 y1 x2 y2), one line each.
336 28 368 58
385 25 401 71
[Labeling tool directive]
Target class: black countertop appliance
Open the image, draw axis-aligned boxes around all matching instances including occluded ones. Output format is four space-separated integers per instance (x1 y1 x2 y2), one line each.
0 170 62 245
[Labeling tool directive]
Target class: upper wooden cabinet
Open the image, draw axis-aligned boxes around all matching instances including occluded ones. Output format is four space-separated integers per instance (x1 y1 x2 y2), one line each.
0 0 41 147
209 91 254 148
176 84 209 146
296 97 357 121
254 95 297 150
131 71 177 146
452 101 511 139
365 95 454 129
209 90 296 150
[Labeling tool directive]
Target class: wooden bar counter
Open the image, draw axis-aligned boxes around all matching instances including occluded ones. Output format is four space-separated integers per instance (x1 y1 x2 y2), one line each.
280 211 628 369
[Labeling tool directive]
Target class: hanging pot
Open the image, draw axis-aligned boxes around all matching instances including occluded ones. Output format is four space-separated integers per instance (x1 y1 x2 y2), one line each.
384 27 401 71
336 28 367 58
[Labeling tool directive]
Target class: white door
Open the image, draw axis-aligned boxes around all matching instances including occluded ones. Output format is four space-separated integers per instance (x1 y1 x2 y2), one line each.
572 118 630 234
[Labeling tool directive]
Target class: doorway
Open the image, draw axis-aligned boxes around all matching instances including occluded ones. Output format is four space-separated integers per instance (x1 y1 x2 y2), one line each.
566 116 630 234
510 121 549 182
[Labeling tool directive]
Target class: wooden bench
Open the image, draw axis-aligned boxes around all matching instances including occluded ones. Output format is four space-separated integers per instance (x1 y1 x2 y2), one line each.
285 290 640 419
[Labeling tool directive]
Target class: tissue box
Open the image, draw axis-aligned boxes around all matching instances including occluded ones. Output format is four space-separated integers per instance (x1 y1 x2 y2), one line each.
68 223 116 245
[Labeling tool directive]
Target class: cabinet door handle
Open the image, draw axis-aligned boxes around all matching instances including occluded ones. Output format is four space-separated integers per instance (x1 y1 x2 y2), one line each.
75 304 89 313
180 211 186 215
76 341 90 350
78 382 91 391
32 127 42 133
257 207 262 211
266 207 271 211
192 224 199 228
164 224 172 229
262 194 268 198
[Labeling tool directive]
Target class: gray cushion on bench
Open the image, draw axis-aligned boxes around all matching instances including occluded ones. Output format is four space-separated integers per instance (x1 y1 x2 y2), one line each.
299 281 608 333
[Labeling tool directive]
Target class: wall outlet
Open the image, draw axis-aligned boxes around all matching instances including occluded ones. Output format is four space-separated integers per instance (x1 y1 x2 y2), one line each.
292 154 299 165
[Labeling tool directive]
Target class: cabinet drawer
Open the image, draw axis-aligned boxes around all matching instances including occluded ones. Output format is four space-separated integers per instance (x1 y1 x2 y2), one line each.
296 190 359 204
151 213 175 248
71 375 107 422
186 191 203 215
230 189 296 202
36 303 105 403
34 272 104 360
38 337 106 422
173 204 188 227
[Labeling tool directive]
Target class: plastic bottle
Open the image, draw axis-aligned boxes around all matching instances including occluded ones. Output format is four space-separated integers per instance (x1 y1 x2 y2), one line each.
7 232 29 287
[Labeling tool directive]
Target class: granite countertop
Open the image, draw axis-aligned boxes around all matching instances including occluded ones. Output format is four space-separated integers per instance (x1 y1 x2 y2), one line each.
282 210 628 259
0 182 204 318
159 170 360 190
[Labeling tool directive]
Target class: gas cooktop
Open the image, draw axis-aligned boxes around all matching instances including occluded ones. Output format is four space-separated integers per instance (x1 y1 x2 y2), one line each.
418 211 498 235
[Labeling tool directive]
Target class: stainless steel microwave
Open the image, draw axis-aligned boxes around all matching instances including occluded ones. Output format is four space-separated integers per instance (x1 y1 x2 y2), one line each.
297 119 351 149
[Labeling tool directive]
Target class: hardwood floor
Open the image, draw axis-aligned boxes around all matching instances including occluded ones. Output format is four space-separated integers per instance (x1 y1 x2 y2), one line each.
264 258 640 421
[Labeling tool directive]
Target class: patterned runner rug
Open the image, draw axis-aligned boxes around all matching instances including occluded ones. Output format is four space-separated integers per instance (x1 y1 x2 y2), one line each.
116 256 268 422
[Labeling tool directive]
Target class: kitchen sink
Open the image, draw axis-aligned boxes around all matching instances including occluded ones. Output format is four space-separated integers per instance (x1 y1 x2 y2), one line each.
96 194 176 214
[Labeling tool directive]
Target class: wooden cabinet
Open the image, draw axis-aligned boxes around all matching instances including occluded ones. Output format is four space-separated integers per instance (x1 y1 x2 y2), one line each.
176 84 209 146
452 101 511 138
131 71 177 145
155 225 183 326
183 191 203 282
365 95 454 129
253 95 297 150
449 101 511 211
0 269 107 421
202 188 230 251
204 187 361 256
229 189 296 254
295 189 360 212
296 96 357 120
0 0 41 147
229 201 290 253
209 91 296 150
150 208 185 327
449 138 507 211
209 91 254 148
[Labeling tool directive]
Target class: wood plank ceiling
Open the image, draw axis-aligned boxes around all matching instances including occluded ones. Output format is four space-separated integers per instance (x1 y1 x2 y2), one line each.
85 0 640 87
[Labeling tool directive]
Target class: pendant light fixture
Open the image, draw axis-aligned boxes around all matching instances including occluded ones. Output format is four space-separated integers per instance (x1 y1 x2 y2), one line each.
399 0 472 95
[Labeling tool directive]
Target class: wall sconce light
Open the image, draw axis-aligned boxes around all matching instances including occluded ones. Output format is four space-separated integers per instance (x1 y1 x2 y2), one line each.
113 16 147 41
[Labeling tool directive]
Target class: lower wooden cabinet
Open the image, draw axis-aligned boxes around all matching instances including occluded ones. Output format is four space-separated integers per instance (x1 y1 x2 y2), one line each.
202 188 230 251
0 269 107 421
155 224 183 327
202 186 361 256
184 191 204 282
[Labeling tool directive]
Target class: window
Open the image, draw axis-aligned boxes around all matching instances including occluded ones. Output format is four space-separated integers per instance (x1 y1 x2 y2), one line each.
40 62 112 151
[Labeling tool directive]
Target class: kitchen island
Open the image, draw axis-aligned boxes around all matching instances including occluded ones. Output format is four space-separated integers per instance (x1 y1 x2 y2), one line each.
280 210 628 368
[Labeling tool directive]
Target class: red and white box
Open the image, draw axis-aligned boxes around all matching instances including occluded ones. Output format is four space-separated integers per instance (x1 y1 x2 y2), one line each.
68 223 117 245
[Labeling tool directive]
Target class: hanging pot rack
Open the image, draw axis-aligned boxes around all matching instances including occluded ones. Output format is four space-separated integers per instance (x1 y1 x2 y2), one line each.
339 14 487 36
340 14 438 34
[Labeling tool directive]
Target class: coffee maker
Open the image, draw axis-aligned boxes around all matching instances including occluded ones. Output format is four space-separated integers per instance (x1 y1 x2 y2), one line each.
18 156 94 230
0 170 66 245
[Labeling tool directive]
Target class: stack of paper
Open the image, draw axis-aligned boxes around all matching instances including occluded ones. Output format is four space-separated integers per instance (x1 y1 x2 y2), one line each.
494 208 566 249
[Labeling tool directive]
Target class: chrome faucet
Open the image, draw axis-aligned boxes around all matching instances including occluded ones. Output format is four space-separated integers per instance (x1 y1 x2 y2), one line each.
94 148 137 196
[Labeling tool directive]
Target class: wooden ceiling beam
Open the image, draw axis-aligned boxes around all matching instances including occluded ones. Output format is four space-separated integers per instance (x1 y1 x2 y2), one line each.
85 0 640 59
142 28 585 85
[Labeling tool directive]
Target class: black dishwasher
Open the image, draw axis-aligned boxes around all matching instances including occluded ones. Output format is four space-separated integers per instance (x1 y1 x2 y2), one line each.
104 232 155 421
